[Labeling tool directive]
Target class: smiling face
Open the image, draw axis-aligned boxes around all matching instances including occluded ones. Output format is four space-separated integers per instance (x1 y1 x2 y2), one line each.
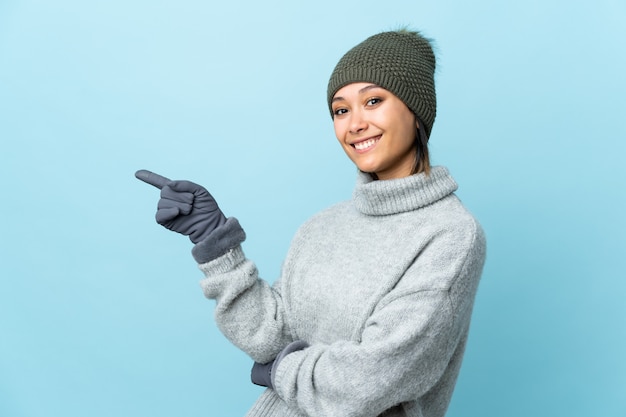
331 83 418 180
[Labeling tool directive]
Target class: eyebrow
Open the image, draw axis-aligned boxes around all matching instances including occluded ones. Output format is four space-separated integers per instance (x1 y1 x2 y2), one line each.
331 84 382 103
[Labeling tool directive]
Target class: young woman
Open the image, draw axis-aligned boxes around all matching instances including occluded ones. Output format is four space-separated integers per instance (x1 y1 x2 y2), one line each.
136 29 486 417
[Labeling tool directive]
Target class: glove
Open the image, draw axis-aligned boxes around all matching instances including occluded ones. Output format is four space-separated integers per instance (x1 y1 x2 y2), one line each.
135 169 227 244
251 341 309 389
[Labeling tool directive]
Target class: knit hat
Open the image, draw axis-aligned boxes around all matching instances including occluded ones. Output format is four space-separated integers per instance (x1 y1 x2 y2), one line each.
327 30 437 137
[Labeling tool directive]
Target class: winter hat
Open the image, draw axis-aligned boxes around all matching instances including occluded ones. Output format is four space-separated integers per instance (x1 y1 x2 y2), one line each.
327 30 437 137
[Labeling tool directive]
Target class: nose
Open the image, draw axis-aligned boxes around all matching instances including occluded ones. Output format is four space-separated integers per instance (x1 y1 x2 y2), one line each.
349 109 368 134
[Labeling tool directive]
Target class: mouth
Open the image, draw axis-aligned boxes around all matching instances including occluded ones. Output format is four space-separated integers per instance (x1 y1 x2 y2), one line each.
351 135 381 153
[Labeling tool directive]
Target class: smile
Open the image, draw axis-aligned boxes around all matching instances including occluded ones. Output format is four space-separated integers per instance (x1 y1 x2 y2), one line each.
352 136 381 152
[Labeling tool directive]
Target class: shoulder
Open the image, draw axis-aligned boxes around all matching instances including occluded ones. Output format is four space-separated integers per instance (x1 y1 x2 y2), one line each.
392 194 486 291
426 194 486 261
420 191 483 233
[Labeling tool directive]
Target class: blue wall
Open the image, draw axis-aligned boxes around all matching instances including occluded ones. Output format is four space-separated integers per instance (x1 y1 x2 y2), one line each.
1 1 624 416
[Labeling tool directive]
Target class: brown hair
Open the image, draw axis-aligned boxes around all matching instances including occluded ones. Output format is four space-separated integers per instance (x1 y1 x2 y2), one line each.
413 117 431 176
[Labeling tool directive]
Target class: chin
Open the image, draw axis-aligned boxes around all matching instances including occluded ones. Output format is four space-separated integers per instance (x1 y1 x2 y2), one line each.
353 160 378 172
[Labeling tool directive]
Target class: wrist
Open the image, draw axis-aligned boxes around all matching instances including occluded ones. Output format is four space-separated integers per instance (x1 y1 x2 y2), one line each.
191 217 246 264
270 341 309 389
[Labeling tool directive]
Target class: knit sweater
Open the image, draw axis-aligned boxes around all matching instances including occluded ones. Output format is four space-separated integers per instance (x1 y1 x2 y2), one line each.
196 166 486 417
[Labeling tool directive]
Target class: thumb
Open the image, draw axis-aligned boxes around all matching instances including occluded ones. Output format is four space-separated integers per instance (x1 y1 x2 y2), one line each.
155 206 181 224
135 169 171 190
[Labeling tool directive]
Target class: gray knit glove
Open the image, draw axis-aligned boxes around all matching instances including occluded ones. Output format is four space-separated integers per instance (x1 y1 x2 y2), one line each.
135 169 227 244
251 341 309 389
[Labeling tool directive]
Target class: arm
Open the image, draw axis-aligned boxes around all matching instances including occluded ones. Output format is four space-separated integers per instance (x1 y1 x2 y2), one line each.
274 291 454 417
197 244 294 364
270 224 486 417
135 170 293 363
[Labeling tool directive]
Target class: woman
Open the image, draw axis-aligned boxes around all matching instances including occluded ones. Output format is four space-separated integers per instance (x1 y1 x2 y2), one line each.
136 29 486 417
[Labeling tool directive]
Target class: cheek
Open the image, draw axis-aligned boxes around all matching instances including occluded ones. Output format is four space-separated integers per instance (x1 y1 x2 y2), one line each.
397 116 418 148
333 119 347 141
403 124 418 148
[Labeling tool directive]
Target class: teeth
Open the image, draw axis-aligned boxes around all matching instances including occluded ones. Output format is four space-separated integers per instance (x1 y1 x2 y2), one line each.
354 138 378 150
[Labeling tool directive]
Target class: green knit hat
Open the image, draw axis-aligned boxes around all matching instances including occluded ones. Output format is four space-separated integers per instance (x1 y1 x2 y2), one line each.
327 30 437 137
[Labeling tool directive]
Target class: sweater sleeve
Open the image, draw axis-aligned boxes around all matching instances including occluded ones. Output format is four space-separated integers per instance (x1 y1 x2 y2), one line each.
197 244 293 364
272 224 486 417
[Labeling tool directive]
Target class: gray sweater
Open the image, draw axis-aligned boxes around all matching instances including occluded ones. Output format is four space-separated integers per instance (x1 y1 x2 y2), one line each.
195 166 486 417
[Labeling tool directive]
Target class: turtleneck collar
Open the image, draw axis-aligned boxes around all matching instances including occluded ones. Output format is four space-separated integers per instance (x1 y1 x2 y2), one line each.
352 166 458 215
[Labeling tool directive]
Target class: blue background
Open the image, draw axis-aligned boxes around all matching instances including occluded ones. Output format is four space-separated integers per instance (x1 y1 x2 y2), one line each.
1 0 625 416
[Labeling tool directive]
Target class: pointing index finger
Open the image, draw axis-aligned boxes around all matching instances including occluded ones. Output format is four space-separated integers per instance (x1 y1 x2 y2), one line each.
135 169 171 190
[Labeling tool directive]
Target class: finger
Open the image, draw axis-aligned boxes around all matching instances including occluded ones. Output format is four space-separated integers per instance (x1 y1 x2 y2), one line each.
135 169 171 190
155 206 181 224
168 180 207 195
167 181 219 213
158 197 192 216
161 185 194 205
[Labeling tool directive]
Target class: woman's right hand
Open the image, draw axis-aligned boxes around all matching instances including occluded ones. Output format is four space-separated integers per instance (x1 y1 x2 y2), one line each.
135 169 227 244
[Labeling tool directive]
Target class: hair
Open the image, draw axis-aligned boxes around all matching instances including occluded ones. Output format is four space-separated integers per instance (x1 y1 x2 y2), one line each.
414 117 431 176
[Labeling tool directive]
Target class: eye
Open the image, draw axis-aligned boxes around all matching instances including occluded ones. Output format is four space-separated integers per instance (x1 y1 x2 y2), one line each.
333 107 348 117
366 97 382 106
